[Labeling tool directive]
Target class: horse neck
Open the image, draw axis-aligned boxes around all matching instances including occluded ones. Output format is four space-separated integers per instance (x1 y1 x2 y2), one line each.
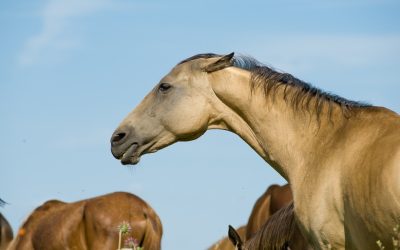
209 67 346 183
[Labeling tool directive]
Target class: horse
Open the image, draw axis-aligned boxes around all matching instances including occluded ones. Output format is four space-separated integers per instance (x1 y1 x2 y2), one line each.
208 184 293 250
229 202 310 250
110 52 400 249
0 213 13 250
246 184 292 239
209 225 246 250
7 192 162 250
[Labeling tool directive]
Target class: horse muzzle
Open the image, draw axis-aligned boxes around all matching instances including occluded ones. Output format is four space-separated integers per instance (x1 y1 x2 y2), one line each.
110 128 141 165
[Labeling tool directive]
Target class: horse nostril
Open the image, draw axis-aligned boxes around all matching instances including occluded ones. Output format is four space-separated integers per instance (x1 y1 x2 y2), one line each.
111 131 127 145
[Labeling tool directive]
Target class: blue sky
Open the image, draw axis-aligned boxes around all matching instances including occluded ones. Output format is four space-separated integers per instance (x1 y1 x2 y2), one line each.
1 0 399 249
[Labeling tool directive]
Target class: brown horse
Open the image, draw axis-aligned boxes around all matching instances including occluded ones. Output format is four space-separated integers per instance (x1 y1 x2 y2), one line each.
209 225 246 250
209 184 293 250
7 192 162 250
229 202 310 250
0 213 13 250
246 184 292 240
111 53 400 249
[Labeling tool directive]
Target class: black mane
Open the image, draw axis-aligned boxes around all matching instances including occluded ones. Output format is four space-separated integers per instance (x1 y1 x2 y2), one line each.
234 55 370 117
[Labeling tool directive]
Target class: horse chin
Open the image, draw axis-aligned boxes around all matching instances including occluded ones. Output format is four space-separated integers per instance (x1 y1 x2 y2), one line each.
120 143 141 165
119 134 174 165
121 155 141 165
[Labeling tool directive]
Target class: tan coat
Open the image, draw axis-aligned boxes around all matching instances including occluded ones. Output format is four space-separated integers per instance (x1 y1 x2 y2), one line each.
111 53 400 249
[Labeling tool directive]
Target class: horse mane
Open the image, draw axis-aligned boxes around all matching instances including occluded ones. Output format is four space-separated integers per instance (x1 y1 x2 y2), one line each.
245 202 296 250
179 53 370 118
234 55 371 118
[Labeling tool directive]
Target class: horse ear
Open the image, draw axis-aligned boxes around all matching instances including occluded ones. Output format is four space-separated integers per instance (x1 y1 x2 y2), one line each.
203 52 235 73
0 198 7 207
228 225 243 250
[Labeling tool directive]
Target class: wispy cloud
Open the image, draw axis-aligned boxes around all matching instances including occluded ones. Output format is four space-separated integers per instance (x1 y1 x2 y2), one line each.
18 0 112 66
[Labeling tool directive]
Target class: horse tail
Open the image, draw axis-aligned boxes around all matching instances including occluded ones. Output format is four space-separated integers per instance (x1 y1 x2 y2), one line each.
141 205 163 250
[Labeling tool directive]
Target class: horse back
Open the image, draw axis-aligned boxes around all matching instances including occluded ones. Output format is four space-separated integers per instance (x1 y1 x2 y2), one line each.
7 200 65 250
83 192 162 250
10 192 163 250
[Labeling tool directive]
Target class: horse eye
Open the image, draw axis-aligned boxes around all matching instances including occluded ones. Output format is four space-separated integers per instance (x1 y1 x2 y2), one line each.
158 83 172 92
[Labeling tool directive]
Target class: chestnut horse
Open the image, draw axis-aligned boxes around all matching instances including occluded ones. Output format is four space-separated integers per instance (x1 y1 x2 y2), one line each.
209 184 293 250
209 225 246 250
246 184 292 239
229 202 310 250
7 192 162 250
0 213 13 250
111 53 400 249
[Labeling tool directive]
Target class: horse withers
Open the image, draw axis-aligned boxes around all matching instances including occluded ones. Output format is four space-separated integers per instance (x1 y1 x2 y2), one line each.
8 192 162 250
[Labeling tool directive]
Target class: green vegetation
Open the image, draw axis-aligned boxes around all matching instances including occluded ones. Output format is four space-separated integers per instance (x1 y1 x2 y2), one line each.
117 221 143 250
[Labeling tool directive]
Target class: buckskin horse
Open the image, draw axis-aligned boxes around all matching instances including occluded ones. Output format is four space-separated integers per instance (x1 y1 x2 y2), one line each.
0 213 13 250
111 53 400 249
7 192 162 250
